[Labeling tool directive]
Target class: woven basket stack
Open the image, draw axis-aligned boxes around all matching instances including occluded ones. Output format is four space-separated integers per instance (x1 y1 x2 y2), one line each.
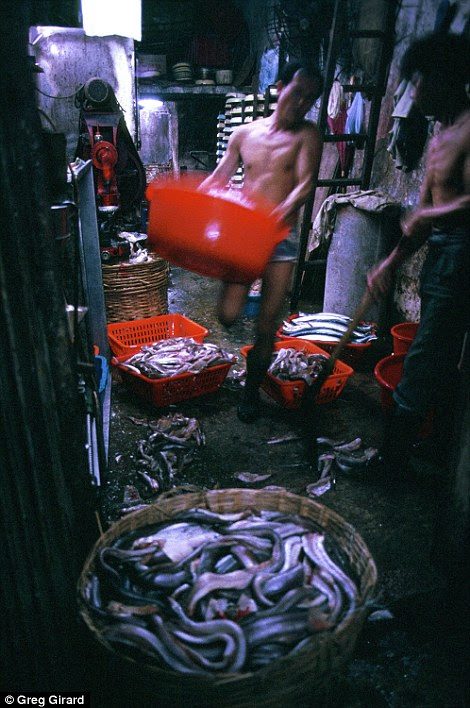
79 488 377 707
102 255 169 323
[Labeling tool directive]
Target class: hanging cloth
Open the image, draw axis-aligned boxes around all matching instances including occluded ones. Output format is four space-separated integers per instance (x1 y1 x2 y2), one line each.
387 79 429 172
345 92 365 148
327 106 353 175
327 80 344 120
308 190 399 253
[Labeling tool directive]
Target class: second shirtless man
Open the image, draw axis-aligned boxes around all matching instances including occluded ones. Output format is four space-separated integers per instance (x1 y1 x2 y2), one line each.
367 32 470 471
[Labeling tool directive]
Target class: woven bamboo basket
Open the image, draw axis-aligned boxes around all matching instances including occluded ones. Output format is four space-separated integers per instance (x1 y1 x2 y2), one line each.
78 489 377 707
102 255 169 323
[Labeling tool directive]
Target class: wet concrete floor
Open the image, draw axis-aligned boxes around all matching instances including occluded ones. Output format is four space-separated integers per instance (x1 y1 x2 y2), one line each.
101 266 469 707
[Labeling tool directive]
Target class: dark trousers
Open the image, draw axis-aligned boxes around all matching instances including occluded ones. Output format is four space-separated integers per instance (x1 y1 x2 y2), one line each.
394 230 470 427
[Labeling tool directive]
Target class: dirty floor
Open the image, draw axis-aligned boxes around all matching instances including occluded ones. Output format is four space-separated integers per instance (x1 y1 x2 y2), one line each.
97 266 468 707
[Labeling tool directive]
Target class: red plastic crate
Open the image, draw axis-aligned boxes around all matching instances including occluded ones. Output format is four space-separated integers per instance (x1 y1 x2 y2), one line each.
107 314 209 357
240 339 353 409
113 354 232 407
276 314 375 368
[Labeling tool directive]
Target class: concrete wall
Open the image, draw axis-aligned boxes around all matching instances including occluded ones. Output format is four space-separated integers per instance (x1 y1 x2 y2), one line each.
30 27 136 162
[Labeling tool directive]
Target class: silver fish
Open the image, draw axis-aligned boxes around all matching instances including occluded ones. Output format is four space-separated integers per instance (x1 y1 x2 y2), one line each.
241 608 312 647
136 470 160 493
167 598 247 672
302 534 357 619
123 338 235 379
306 478 332 497
335 447 378 470
103 622 206 674
268 348 328 385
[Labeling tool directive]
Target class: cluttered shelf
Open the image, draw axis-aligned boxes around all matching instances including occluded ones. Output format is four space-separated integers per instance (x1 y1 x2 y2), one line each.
138 81 251 99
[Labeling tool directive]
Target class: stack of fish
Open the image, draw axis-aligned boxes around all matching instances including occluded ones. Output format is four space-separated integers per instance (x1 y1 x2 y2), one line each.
120 338 235 379
268 348 328 386
136 414 206 493
306 438 379 498
279 313 377 344
83 508 362 674
316 437 378 473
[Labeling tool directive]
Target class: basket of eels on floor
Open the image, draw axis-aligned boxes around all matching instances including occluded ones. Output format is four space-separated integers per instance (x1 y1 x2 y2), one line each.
78 488 377 707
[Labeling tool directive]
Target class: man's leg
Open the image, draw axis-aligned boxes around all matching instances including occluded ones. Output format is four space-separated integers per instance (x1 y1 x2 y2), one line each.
217 282 250 328
238 261 294 422
379 289 466 474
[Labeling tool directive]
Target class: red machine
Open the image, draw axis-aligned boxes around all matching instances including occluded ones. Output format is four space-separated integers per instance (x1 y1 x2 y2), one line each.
75 78 146 262
91 130 119 207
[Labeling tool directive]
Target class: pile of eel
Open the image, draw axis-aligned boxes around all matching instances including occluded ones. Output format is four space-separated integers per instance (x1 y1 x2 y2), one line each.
82 507 365 674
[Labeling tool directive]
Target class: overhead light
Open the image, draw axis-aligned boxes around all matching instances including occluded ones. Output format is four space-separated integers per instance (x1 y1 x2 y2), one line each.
138 99 165 110
81 0 141 41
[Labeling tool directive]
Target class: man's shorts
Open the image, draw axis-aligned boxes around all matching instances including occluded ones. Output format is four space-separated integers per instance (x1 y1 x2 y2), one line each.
270 228 298 263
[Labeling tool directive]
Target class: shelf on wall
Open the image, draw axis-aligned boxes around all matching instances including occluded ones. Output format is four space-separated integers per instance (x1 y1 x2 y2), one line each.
138 82 251 99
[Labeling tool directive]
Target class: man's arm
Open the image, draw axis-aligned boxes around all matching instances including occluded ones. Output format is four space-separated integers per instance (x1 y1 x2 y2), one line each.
271 124 323 226
402 194 470 236
199 129 243 191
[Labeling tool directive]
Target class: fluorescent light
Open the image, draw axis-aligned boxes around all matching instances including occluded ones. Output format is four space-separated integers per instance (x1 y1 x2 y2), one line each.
81 0 141 41
138 98 165 110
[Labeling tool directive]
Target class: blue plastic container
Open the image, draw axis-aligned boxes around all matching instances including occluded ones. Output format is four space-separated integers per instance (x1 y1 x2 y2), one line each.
243 294 261 317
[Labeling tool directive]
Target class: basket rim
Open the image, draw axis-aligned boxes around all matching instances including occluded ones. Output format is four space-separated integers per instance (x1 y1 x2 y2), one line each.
107 313 207 327
107 314 208 337
390 321 419 340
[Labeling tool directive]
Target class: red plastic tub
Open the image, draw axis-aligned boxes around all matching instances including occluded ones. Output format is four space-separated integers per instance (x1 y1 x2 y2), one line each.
374 354 432 438
146 175 289 282
390 322 419 355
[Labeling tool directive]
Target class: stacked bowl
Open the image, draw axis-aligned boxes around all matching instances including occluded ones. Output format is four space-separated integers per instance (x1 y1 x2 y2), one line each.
172 62 193 82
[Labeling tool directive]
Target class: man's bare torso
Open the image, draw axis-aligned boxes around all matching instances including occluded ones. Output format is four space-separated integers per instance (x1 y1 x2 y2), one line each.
236 117 315 206
427 110 470 217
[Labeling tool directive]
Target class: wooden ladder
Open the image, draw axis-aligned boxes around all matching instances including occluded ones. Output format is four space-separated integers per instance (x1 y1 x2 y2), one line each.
290 0 397 310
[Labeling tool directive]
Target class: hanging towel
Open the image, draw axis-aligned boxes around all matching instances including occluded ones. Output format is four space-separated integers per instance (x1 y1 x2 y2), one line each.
308 190 399 254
